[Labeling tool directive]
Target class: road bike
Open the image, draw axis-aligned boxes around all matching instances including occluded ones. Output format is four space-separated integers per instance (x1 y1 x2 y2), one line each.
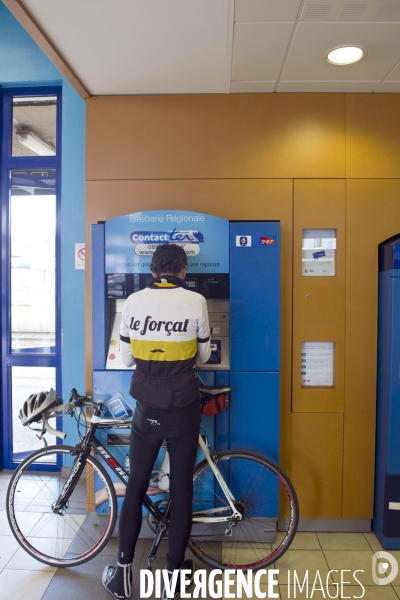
6 387 299 571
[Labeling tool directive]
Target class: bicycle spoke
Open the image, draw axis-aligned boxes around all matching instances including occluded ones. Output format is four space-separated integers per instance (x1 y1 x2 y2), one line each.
189 451 298 571
7 446 117 567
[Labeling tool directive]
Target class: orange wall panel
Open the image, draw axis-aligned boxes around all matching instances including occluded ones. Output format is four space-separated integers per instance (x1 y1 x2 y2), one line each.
346 95 400 179
288 413 344 518
84 93 400 521
86 94 346 181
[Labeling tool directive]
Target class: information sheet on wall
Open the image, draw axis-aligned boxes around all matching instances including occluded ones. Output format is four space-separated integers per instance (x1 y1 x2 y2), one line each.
301 341 335 387
302 229 336 276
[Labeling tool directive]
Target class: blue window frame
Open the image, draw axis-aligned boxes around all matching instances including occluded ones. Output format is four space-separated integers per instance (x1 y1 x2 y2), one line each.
1 87 62 470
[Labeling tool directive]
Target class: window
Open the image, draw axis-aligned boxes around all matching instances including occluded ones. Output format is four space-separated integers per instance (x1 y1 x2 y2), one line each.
1 88 61 468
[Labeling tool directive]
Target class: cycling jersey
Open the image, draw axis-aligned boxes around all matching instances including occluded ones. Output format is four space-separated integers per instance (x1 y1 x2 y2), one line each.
120 275 211 410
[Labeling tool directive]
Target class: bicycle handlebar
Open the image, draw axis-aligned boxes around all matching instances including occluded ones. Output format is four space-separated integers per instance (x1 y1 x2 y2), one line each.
38 389 100 440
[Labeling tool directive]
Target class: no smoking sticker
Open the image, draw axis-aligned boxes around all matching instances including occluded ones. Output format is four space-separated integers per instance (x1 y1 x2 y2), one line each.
75 243 85 270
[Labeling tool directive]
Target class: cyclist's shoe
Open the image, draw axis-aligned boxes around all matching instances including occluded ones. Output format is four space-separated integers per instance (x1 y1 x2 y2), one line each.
162 559 195 600
102 562 132 600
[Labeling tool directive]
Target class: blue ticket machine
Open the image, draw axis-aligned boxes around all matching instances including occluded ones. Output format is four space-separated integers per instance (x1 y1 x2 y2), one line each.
91 211 280 532
374 234 400 548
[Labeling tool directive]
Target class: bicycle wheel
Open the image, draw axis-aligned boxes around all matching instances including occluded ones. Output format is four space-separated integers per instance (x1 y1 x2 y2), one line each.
188 450 298 571
6 444 118 567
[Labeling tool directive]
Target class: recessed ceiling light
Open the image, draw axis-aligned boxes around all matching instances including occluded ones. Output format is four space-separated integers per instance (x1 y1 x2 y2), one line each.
327 46 364 65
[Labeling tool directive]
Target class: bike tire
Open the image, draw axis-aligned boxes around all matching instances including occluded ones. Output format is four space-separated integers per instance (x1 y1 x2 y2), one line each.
188 449 299 571
6 444 118 567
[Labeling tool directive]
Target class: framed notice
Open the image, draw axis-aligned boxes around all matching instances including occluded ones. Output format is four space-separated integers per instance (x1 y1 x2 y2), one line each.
301 342 335 388
302 229 336 276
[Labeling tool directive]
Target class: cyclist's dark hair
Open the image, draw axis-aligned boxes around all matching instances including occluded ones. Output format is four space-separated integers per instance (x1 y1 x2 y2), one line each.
150 244 188 276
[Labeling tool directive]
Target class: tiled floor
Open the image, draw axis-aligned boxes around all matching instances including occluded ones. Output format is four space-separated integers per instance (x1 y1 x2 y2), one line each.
1 470 399 599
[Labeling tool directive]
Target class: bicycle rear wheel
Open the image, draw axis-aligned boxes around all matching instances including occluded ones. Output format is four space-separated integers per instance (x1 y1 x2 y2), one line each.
188 450 298 571
6 444 118 567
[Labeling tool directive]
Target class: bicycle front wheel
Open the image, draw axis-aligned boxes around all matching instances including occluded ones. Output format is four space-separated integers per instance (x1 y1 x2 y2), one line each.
6 444 118 567
189 450 298 571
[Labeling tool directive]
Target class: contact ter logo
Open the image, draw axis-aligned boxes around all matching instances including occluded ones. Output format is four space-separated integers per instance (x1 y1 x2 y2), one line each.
372 551 398 585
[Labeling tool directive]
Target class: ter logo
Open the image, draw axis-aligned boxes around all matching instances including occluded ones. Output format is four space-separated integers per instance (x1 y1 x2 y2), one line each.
372 551 398 585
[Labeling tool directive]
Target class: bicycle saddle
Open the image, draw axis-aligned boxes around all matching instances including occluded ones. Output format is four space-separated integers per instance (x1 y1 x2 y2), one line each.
199 385 231 395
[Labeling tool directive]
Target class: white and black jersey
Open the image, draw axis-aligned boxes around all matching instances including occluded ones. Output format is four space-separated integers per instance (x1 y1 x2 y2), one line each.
120 275 211 410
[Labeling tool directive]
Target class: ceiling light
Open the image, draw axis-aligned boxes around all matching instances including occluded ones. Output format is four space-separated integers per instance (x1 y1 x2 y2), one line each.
327 46 364 65
16 129 56 156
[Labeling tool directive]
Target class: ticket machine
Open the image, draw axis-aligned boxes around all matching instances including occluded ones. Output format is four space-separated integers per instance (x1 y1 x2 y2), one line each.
92 210 280 529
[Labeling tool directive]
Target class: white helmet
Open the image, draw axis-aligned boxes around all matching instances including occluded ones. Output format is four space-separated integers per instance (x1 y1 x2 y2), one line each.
19 389 61 426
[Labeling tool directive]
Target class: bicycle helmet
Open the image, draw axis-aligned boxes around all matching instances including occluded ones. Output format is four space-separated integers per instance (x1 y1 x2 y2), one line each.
19 388 62 426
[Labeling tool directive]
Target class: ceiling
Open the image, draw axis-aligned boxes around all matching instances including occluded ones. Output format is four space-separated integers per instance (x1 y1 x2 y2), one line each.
5 0 400 97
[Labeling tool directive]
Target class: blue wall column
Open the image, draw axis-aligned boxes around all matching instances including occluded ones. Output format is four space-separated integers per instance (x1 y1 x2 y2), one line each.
0 0 86 455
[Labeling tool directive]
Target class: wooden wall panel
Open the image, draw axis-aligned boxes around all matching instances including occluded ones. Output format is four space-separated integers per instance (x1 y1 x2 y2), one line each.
86 94 346 181
346 95 400 179
85 94 400 521
289 413 344 518
344 180 400 518
292 180 346 413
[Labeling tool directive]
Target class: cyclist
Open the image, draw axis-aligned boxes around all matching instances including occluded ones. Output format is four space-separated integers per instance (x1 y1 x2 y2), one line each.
103 243 211 600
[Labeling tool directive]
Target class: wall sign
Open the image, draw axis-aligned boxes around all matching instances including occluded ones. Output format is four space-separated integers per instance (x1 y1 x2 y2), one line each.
75 243 85 270
105 210 229 275
302 229 336 276
301 341 335 387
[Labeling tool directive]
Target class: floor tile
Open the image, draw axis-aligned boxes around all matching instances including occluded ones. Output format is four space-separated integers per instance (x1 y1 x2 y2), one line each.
342 585 398 599
222 546 272 566
274 549 331 584
393 585 400 598
0 568 56 600
323 550 375 586
317 532 371 551
0 511 12 535
364 532 384 551
42 553 131 600
5 546 57 571
0 535 20 568
273 532 320 550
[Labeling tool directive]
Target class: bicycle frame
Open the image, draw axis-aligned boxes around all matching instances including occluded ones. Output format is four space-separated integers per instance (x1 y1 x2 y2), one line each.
53 413 242 530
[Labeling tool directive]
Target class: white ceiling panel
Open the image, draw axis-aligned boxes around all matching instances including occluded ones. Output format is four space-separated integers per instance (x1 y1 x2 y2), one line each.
375 81 400 91
300 0 400 22
234 0 302 22
386 62 400 80
231 22 294 81
230 81 276 93
282 22 400 81
278 80 379 92
21 0 234 95
5 0 400 94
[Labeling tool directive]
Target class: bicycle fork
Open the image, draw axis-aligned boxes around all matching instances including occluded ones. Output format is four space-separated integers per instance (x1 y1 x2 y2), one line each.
52 450 89 513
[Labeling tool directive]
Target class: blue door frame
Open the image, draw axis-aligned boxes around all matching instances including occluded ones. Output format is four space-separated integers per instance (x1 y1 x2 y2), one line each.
0 86 62 470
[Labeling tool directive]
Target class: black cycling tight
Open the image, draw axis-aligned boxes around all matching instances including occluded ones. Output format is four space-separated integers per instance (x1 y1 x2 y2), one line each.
118 401 201 571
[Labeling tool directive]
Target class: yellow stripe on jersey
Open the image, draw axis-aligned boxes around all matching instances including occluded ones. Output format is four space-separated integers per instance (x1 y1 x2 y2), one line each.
130 338 197 361
153 282 177 288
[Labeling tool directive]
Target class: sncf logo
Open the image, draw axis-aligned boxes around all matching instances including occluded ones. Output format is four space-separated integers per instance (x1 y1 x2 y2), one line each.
260 237 276 245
